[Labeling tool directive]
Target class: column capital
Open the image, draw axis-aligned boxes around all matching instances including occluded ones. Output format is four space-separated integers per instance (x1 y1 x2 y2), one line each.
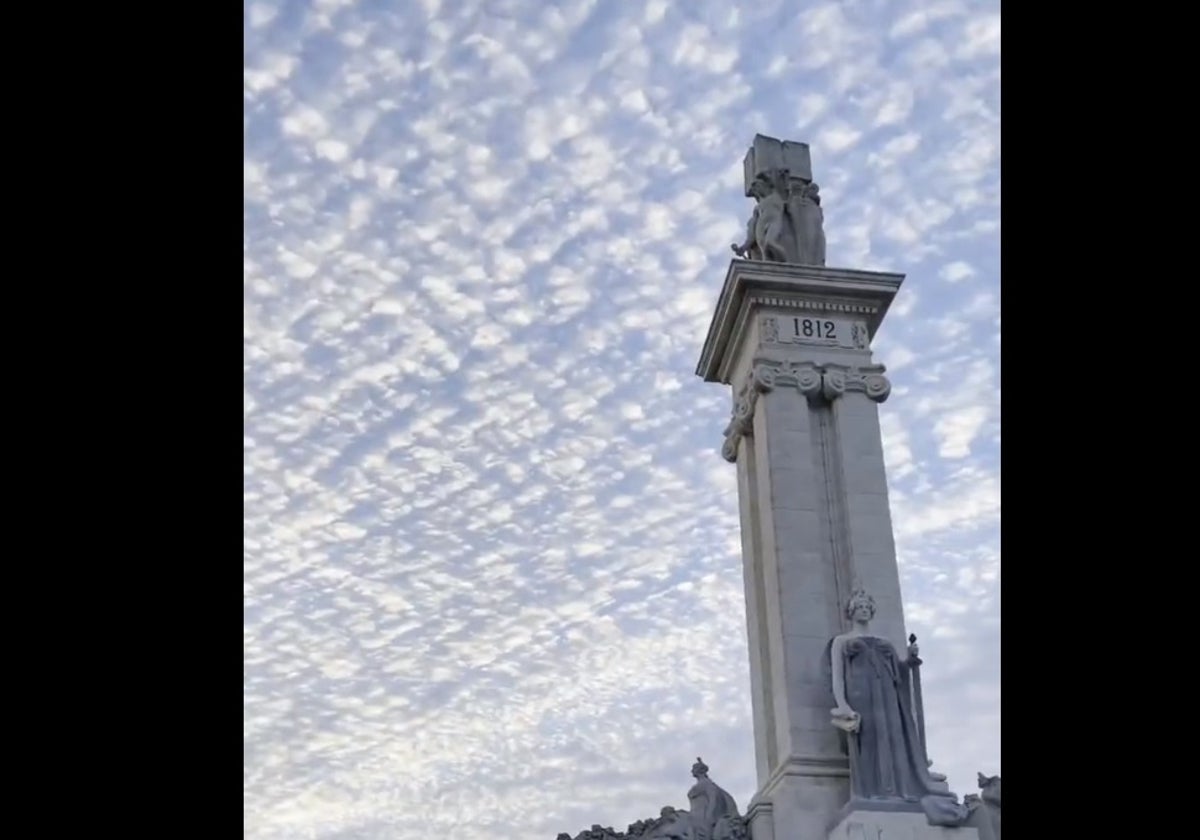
721 359 892 462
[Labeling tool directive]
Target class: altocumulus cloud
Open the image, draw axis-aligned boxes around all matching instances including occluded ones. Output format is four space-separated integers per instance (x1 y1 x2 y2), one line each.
244 1 999 838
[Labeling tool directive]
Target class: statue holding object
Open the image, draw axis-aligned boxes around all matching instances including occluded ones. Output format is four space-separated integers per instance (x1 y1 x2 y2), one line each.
827 586 971 827
731 134 827 266
555 759 747 840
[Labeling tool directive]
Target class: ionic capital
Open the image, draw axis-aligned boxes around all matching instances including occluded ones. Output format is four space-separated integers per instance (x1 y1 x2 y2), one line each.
720 360 891 462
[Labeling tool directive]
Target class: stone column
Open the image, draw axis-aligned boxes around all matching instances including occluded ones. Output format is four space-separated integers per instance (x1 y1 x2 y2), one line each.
696 260 909 840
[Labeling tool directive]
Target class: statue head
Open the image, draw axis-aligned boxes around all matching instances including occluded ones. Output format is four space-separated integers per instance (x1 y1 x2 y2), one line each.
977 773 1000 805
845 587 876 623
691 756 709 778
748 176 771 200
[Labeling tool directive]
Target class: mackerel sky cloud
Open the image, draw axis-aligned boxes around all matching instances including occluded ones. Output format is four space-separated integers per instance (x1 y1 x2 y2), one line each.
244 1 1000 838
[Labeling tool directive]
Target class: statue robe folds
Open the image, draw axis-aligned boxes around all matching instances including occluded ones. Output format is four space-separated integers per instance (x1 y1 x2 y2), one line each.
836 636 969 825
686 775 739 840
786 185 825 266
734 135 827 266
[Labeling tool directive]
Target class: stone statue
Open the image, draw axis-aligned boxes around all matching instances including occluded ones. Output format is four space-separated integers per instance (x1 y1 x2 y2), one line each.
965 773 1001 840
712 815 748 840
686 758 740 840
786 178 826 265
732 175 788 262
572 826 622 840
557 760 747 840
730 135 827 266
646 807 692 839
827 587 970 827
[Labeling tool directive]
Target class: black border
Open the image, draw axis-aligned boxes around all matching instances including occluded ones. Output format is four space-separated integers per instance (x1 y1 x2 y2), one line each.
26 4 1164 833
1000 13 1156 833
20 6 231 829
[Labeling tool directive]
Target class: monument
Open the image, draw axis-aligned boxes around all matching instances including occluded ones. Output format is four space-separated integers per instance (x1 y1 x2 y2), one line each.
555 134 998 840
730 134 826 266
555 758 750 840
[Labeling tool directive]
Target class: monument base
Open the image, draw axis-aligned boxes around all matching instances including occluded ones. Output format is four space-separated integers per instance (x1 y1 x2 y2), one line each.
744 754 851 840
828 810 979 840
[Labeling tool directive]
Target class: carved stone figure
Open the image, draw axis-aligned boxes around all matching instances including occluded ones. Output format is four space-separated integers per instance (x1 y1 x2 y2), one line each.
827 587 970 827
557 760 747 840
787 179 826 265
712 814 748 840
649 807 693 840
730 135 827 266
732 175 788 262
574 826 621 840
731 171 827 266
965 773 1001 840
978 773 1000 808
686 758 739 840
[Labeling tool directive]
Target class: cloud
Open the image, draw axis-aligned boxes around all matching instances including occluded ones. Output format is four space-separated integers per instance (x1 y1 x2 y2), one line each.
245 0 1001 837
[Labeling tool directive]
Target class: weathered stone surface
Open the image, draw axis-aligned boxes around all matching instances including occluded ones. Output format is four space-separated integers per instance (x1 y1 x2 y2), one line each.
829 587 970 827
963 773 1000 840
828 810 980 840
555 760 749 840
731 134 826 266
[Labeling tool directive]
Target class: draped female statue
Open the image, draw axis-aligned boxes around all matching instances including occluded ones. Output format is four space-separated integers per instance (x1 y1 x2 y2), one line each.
685 758 739 840
828 588 969 826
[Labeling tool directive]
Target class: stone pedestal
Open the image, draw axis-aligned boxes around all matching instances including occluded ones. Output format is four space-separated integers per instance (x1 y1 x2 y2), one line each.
829 811 980 840
696 260 913 840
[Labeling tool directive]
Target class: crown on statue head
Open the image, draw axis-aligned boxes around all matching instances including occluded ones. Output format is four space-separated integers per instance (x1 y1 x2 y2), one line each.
845 584 876 619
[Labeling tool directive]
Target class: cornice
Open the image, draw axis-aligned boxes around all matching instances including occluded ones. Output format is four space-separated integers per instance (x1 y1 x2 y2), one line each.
696 260 904 385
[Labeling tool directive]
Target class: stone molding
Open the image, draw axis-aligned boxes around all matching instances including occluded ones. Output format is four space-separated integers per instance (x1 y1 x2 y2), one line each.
695 260 904 385
721 359 891 462
763 753 851 790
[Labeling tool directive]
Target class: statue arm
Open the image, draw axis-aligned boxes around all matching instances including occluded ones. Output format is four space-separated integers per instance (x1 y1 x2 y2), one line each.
742 208 758 244
830 637 852 711
732 208 759 255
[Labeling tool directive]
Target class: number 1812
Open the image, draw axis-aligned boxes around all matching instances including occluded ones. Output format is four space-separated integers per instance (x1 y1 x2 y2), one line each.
793 317 836 339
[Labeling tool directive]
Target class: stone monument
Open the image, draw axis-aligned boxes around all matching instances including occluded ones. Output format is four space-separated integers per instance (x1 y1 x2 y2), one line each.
552 135 999 840
731 134 826 266
555 758 750 840
964 774 1001 840
693 135 997 840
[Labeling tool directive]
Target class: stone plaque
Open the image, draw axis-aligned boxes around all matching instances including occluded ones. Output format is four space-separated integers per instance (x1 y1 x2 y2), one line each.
761 314 869 350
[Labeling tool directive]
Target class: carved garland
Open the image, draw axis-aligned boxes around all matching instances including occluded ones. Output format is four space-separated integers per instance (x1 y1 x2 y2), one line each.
721 359 891 463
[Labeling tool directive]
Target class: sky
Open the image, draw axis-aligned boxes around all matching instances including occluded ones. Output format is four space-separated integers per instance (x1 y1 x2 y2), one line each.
243 1 1000 838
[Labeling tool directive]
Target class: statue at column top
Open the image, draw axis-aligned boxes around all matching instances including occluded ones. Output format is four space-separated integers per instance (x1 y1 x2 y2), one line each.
730 134 827 266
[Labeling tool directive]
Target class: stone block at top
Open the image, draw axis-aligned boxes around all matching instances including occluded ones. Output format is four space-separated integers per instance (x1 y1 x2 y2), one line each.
744 134 812 195
733 134 825 266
